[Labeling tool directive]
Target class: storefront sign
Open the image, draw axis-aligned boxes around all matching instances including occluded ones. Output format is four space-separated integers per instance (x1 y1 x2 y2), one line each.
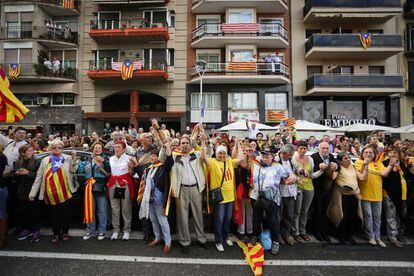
323 114 376 128
228 112 259 123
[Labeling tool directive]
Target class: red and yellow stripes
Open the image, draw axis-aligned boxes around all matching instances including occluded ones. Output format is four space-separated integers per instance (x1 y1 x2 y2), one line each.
228 62 257 71
237 241 264 276
44 162 72 205
83 178 95 224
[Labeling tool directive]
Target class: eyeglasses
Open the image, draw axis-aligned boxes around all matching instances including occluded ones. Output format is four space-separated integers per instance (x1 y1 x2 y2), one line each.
52 146 63 149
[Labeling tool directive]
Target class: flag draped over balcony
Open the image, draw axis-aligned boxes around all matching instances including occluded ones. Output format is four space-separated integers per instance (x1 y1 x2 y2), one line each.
8 64 20 80
268 110 286 121
222 23 260 33
111 61 142 80
0 68 29 123
237 241 264 276
359 33 372 49
63 0 75 10
228 62 257 71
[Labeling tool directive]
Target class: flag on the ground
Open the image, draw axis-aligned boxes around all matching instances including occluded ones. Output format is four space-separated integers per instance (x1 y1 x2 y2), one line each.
228 62 257 71
359 33 372 49
63 0 75 9
83 178 95 224
0 68 29 123
8 64 20 80
237 241 264 276
222 23 260 33
282 117 296 128
268 110 286 121
121 60 134 80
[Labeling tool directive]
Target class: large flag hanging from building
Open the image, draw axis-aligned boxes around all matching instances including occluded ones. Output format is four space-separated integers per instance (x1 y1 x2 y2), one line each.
111 60 142 80
62 0 75 10
0 68 29 123
222 23 260 33
8 64 20 80
228 62 257 71
237 241 264 276
359 33 372 49
268 110 286 122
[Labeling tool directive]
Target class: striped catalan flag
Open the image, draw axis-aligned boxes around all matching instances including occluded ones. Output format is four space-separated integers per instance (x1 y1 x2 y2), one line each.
282 117 296 128
359 32 372 49
121 60 134 80
228 62 257 71
268 110 286 121
63 0 75 9
0 68 29 123
8 64 20 80
222 23 260 33
237 241 264 276
83 178 95 224
44 162 72 205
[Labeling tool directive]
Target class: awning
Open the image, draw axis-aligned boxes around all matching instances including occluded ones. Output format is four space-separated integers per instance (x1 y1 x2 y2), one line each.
9 83 79 94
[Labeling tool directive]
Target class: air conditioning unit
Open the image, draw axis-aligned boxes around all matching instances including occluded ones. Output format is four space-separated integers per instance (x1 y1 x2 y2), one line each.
37 97 50 105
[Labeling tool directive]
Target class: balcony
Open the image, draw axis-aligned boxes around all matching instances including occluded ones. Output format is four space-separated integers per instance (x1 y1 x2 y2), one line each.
191 0 288 14
1 0 80 16
93 0 169 5
191 23 288 48
1 26 78 48
189 62 290 84
2 63 78 83
305 34 403 59
303 0 402 23
87 59 169 82
89 19 169 43
306 74 405 96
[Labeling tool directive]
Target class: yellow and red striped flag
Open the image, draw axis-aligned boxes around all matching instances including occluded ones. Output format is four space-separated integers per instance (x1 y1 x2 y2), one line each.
268 110 286 121
83 178 95 224
121 60 134 80
44 163 72 205
63 0 75 9
8 64 20 80
282 117 296 128
228 62 257 71
0 68 29 123
237 241 264 276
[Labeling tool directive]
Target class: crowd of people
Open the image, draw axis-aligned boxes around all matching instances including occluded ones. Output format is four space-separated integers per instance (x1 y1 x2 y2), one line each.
0 120 413 256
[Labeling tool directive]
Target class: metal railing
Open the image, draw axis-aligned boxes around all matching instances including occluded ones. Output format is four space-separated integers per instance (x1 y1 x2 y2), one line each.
191 23 288 41
304 0 402 17
88 59 167 71
1 63 78 80
190 62 289 77
306 73 403 90
1 26 78 45
192 0 287 6
1 0 80 12
90 19 167 30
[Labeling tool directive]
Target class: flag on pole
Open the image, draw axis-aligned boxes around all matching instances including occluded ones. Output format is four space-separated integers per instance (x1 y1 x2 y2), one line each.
237 241 264 276
282 117 296 128
121 60 134 80
359 33 372 49
8 64 20 80
0 68 29 123
200 101 205 117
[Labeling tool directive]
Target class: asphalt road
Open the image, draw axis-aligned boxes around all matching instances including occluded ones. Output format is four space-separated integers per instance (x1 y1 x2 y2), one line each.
1 233 414 276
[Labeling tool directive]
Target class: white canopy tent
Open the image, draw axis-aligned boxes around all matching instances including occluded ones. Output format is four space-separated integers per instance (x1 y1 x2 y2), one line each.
337 123 398 133
395 124 414 133
218 120 277 138
290 120 342 140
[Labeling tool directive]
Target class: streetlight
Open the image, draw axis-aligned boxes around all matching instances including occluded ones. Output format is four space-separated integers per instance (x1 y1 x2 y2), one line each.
195 59 207 125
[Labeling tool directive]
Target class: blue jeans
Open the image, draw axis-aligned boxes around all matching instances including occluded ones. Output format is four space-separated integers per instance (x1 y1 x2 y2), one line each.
0 187 8 219
213 202 234 243
86 193 108 235
361 200 382 240
149 203 171 246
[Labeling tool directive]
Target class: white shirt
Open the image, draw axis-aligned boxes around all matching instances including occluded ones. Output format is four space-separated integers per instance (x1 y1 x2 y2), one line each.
248 125 259 140
279 158 298 199
109 153 130 176
180 155 198 186
0 134 27 174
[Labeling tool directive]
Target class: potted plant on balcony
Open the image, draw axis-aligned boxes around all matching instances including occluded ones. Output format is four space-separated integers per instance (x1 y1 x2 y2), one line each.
34 50 50 77
62 67 77 80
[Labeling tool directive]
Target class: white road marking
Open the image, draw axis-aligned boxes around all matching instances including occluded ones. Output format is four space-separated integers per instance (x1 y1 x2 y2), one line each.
1 251 414 268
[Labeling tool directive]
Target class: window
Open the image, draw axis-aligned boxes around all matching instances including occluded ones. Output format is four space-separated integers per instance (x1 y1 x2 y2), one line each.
259 18 283 34
97 12 120 29
305 29 321 39
307 66 323 77
230 50 253 62
331 66 354 74
408 61 414 92
4 48 32 75
52 93 75 106
17 94 38 107
367 29 383 34
196 17 220 35
5 12 33 38
167 49 174 66
228 9 253 23
169 11 175 27
191 93 221 109
407 24 414 51
50 50 77 68
265 93 287 110
228 93 258 109
144 10 167 24
331 28 352 34
144 49 167 69
368 66 385 74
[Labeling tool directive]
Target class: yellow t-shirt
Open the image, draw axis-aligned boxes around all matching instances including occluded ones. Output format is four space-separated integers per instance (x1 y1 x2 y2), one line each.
297 162 314 191
208 158 238 204
355 159 385 202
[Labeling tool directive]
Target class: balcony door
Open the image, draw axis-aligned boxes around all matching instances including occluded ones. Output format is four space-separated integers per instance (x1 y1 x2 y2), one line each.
144 49 167 70
197 51 220 71
197 17 220 36
97 12 121 29
4 48 32 75
259 18 283 34
230 50 253 62
331 66 354 75
144 10 167 26
228 9 254 23
95 50 119 69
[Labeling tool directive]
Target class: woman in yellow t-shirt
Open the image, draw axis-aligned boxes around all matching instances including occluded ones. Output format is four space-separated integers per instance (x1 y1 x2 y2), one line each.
354 145 396 247
201 140 246 252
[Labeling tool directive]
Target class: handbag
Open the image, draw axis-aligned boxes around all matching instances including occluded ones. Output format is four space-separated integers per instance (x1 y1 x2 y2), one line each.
209 161 226 205
113 187 126 199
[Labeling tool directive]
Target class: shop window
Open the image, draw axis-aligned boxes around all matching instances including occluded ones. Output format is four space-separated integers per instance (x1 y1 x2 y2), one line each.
228 93 258 109
265 93 287 110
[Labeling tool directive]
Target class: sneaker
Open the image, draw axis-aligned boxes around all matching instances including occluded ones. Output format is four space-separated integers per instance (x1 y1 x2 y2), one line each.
122 232 130 241
271 242 280 255
376 239 387 248
97 234 105 241
215 243 224 252
31 230 40 243
368 238 377 246
17 229 33 241
111 232 119 241
83 233 94 240
225 239 234 246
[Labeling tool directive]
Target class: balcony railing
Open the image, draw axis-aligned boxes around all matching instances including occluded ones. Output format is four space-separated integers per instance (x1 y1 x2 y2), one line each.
303 0 402 17
190 62 289 77
88 59 167 71
1 0 80 12
2 63 78 81
191 23 288 41
192 0 287 6
305 34 403 52
1 26 78 45
306 73 403 90
90 19 167 30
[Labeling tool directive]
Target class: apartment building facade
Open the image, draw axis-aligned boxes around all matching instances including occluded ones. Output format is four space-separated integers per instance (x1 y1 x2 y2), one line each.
186 0 292 129
291 0 405 128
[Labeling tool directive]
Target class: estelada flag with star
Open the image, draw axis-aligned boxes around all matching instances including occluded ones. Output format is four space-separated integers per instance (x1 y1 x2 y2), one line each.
359 32 372 49
121 60 134 80
0 68 29 123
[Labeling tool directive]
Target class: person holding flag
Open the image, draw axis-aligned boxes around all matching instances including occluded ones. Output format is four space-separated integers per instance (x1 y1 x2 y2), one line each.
28 139 78 243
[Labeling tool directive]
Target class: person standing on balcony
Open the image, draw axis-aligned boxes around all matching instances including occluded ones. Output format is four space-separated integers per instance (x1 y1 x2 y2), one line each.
43 58 52 71
52 57 60 75
264 53 275 74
